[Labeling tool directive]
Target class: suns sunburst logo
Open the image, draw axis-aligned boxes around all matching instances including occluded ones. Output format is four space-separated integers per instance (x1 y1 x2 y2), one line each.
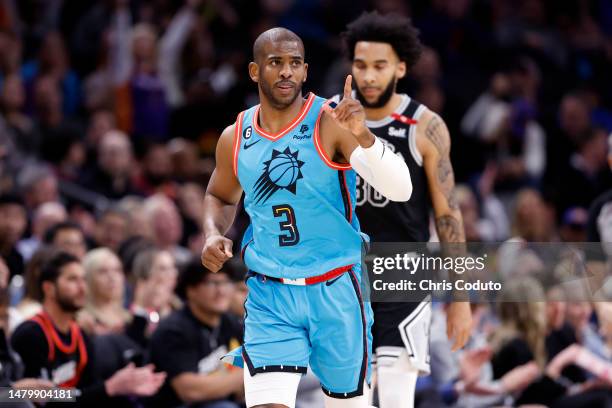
253 147 305 204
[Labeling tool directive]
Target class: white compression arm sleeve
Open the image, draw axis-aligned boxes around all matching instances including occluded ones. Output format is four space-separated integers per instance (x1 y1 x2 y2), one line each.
349 137 412 202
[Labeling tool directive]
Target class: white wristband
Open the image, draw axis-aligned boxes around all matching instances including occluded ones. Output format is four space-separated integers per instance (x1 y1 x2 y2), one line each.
350 137 412 202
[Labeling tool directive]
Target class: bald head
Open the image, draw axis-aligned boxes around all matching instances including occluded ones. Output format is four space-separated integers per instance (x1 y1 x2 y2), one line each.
253 28 304 63
33 201 67 238
250 28 308 109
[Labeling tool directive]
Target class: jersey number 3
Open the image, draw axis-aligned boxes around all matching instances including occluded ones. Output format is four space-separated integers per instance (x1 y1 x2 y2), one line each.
272 205 300 246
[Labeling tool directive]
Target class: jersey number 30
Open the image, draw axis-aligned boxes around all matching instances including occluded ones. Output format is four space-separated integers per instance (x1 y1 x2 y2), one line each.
356 175 389 207
272 205 300 246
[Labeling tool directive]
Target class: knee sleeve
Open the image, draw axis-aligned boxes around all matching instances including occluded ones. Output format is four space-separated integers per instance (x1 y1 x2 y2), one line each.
244 369 302 408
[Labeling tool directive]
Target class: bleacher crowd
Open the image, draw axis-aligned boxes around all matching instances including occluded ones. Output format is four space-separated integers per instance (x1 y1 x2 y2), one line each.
0 0 611 406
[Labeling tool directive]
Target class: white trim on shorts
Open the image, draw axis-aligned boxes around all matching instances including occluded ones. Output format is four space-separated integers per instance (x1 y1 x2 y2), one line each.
398 296 432 374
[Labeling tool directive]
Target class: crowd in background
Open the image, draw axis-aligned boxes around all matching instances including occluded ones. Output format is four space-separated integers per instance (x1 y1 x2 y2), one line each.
0 0 611 407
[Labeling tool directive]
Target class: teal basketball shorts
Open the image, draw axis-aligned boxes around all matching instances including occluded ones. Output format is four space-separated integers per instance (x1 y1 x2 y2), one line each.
223 263 373 398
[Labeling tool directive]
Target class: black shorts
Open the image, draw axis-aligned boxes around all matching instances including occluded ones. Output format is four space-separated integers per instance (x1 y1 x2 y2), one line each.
371 298 432 374
371 300 426 349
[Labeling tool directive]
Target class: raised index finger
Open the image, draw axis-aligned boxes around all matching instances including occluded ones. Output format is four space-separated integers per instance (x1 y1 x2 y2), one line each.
343 75 353 100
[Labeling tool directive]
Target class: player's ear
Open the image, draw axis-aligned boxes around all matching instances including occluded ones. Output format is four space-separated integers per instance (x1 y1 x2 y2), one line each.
248 61 259 83
303 62 308 82
397 61 407 79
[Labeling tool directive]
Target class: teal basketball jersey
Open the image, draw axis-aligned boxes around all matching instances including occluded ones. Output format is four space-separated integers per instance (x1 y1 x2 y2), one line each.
233 93 365 280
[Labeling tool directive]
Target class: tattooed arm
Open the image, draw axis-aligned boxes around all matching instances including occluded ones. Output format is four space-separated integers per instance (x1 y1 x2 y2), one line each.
416 110 472 351
417 111 464 243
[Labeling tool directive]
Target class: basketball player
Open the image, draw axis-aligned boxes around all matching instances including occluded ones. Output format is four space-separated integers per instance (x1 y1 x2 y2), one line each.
337 12 473 408
201 28 413 408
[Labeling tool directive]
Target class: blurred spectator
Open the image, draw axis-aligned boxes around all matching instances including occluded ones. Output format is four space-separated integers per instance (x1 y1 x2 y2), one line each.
142 194 191 266
148 259 243 407
558 94 592 148
116 235 154 284
545 285 589 384
489 277 609 407
0 30 21 76
415 82 445 115
110 0 201 141
220 258 247 322
0 286 54 407
456 185 485 242
21 31 80 116
80 129 137 199
564 288 608 362
0 193 27 277
410 47 442 85
426 302 538 407
177 182 205 253
587 133 612 259
31 74 84 166
559 207 589 242
17 201 67 261
0 73 36 158
510 188 556 242
553 128 611 215
495 0 567 66
130 248 179 340
407 45 444 114
497 188 555 280
10 246 55 333
0 256 8 290
85 109 116 148
455 182 509 242
78 248 129 335
156 0 204 109
490 277 547 374
0 2 610 406
83 31 114 113
544 92 594 187
94 207 128 253
43 221 87 260
546 285 567 334
68 205 98 242
168 138 201 183
133 142 176 197
595 302 612 359
11 251 165 406
53 134 86 183
116 196 152 239
461 60 546 191
16 164 59 211
228 278 247 323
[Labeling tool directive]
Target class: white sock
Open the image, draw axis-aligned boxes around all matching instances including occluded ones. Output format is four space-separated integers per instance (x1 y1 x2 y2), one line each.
376 351 418 408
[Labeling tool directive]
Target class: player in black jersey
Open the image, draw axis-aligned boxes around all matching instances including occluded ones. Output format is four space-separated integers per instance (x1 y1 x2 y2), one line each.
339 12 472 408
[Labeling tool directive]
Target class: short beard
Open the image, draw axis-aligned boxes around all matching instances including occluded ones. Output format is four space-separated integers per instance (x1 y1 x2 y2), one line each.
259 80 302 110
355 76 397 108
56 292 82 314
